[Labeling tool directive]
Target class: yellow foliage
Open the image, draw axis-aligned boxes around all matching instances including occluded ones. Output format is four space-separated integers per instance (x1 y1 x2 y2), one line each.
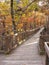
22 14 26 17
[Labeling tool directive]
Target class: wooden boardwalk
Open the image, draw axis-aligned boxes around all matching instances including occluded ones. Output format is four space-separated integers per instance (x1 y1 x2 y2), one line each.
0 28 45 65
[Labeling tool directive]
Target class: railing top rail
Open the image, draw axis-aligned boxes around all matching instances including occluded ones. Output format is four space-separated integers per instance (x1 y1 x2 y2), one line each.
45 42 49 57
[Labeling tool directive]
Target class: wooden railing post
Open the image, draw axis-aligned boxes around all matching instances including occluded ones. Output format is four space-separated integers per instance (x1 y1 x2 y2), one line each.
45 42 49 65
45 53 49 65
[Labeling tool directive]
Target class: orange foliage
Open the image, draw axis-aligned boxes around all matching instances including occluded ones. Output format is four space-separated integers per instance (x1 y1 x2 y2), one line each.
27 17 34 22
17 23 23 29
5 15 12 25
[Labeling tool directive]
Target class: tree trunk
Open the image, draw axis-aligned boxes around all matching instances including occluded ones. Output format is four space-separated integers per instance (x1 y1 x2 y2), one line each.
11 0 16 33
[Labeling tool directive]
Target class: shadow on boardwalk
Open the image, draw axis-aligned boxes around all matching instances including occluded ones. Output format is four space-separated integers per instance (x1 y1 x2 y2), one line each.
0 28 45 65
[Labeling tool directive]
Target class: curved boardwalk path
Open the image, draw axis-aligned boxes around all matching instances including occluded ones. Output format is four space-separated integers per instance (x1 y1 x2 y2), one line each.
0 28 45 65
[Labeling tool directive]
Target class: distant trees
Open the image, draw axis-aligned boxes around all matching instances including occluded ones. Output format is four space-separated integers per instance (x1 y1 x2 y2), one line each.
0 0 46 33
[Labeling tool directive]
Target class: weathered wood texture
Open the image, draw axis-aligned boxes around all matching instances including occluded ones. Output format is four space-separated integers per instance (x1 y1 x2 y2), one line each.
0 28 45 65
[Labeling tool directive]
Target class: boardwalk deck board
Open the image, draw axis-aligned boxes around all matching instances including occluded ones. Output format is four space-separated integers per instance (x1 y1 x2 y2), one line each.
0 28 45 65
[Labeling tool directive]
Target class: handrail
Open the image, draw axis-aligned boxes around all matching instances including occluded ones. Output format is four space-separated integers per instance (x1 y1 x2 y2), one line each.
45 42 49 57
40 35 49 36
44 42 49 65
